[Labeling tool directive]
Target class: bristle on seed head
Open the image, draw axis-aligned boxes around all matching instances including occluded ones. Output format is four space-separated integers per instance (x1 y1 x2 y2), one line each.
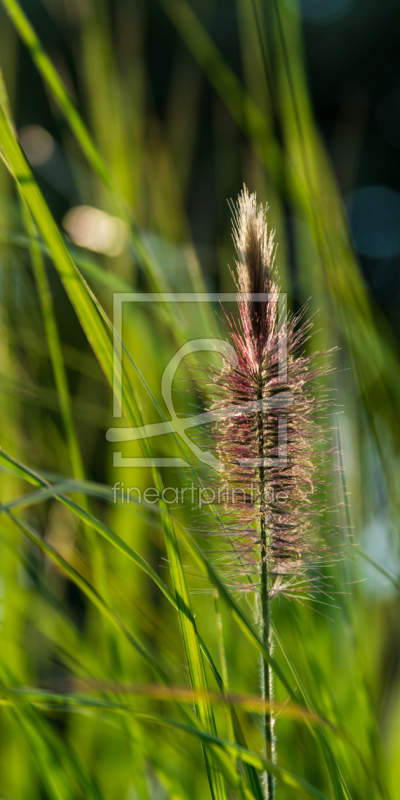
230 187 279 366
206 186 343 604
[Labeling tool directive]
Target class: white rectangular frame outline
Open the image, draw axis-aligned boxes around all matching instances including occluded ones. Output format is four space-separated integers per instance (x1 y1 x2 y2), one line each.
112 292 288 418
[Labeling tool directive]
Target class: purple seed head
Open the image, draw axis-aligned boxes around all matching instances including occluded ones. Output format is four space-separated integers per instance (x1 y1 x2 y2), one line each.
209 186 340 602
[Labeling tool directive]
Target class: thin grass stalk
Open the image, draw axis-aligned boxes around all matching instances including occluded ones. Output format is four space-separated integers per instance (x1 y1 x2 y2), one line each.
253 368 275 798
257 400 274 799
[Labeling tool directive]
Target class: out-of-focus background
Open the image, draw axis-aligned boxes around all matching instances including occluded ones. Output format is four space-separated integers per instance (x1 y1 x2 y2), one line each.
1 0 400 798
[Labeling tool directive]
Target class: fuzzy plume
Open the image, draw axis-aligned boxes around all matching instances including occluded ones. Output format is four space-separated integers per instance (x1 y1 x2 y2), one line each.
209 186 337 603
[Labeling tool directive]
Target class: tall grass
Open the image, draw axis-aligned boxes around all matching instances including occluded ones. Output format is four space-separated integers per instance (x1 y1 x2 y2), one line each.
0 1 399 799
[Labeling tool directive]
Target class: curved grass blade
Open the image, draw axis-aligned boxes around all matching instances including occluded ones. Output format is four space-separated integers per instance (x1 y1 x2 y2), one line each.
0 447 328 719
4 512 257 800
0 0 117 197
0 456 229 694
1 687 332 800
171 520 351 800
0 107 341 797
0 227 187 340
20 202 85 482
1 455 355 797
0 0 178 298
6 512 171 682
163 514 227 800
4 684 336 728
2 470 371 788
0 460 177 611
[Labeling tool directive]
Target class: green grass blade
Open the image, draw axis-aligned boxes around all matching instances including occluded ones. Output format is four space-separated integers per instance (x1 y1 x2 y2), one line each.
0 446 304 707
0 100 345 799
0 104 118 394
0 0 181 298
162 513 227 800
20 202 85 481
0 0 117 196
0 455 231 695
6 512 171 682
159 0 281 185
271 622 350 800
0 459 178 610
172 520 352 799
1 687 332 800
5 512 258 799
0 106 245 796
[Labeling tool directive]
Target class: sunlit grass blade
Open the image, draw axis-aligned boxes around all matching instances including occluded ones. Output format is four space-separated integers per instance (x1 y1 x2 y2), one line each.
20 204 85 480
0 102 184 456
0 451 357 798
2 463 380 791
2 450 337 797
0 0 116 196
0 686 332 800
0 454 232 694
171 520 353 799
0 106 251 797
162 513 227 800
4 512 259 799
0 90 352 799
0 445 334 730
0 455 178 610
0 0 181 298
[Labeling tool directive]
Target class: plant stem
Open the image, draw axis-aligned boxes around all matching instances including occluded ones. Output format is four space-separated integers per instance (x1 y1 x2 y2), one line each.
257 377 274 800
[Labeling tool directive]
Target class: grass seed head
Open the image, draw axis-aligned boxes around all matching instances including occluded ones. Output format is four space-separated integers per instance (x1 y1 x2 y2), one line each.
209 186 341 603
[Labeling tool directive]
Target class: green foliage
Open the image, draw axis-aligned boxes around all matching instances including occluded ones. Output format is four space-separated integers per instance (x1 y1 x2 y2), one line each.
0 1 399 799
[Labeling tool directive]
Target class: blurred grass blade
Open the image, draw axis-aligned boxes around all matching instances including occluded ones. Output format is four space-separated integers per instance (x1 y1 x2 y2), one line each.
0 445 320 717
0 226 185 339
0 0 179 296
0 105 248 797
0 67 87 486
5 706 74 800
21 202 85 482
172 521 351 799
162 513 227 800
0 685 332 800
0 102 182 457
0 664 106 800
0 0 117 196
271 622 350 800
0 454 178 610
0 454 230 693
100 710 333 800
5 512 258 799
0 90 349 800
0 448 356 798
213 591 263 800
4 684 336 725
2 459 228 798
0 104 118 399
159 0 281 184
7 511 172 682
